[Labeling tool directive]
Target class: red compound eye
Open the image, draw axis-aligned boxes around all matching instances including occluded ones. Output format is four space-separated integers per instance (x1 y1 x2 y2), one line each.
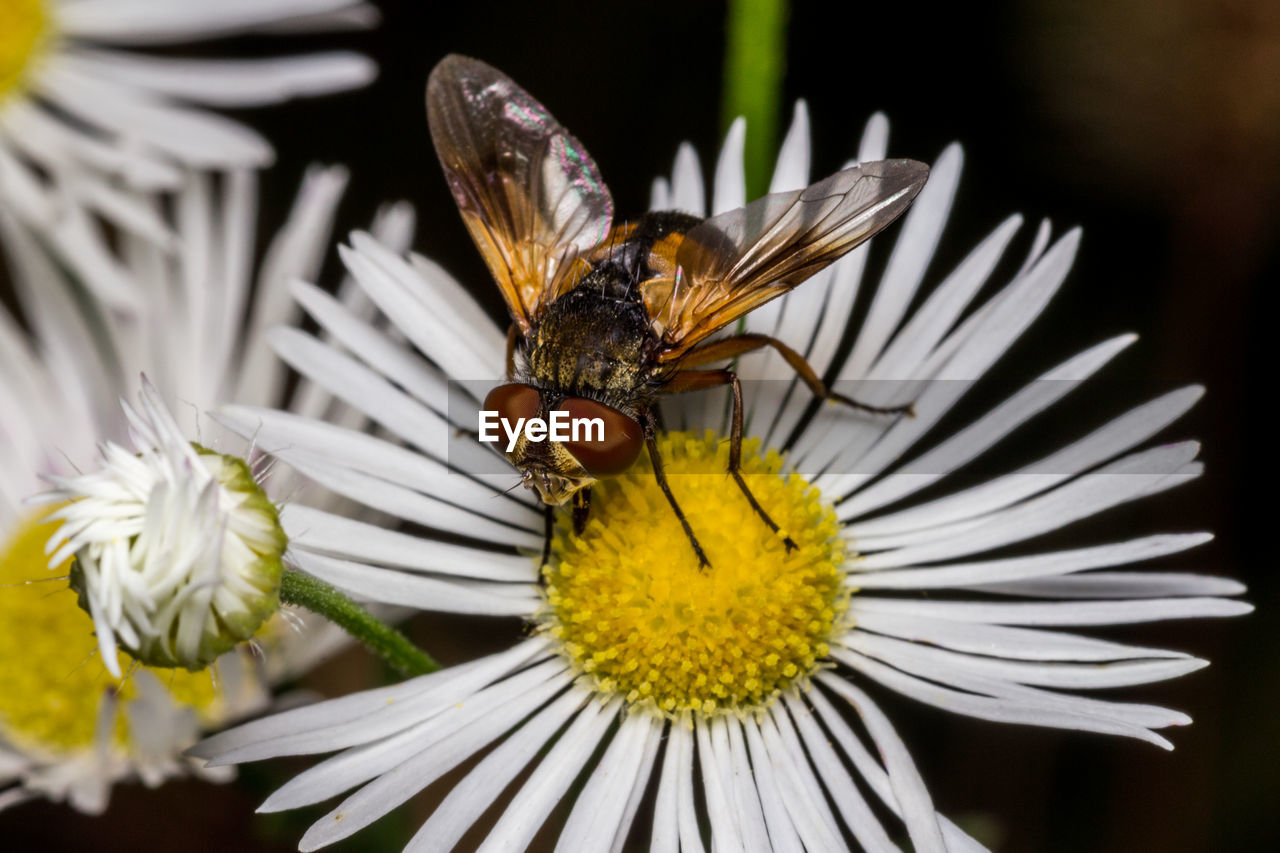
484 383 542 427
556 397 643 476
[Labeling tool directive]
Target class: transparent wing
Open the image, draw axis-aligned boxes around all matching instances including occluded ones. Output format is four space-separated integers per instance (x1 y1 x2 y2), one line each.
644 159 929 361
427 54 614 332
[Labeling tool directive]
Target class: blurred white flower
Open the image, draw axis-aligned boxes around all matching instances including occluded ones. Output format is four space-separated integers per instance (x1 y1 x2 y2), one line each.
0 162 415 813
197 107 1250 850
0 0 378 307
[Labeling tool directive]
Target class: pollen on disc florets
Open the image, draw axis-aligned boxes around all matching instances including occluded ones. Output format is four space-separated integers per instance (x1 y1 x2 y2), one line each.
0 0 48 101
538 430 850 718
42 387 287 678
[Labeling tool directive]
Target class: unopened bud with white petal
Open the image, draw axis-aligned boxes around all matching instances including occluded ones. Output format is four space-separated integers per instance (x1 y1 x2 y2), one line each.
41 379 286 678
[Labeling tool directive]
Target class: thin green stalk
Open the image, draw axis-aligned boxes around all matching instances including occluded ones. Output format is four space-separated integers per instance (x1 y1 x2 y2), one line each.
280 569 439 678
722 0 789 199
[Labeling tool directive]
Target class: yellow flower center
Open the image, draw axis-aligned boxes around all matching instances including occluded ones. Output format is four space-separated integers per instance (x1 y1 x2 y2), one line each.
539 431 849 717
0 0 48 102
0 508 224 755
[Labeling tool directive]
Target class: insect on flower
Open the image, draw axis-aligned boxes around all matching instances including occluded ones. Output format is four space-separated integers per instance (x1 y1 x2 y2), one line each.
428 54 928 566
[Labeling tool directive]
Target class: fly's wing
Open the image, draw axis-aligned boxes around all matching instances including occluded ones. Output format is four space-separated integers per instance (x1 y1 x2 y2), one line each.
427 54 614 333
643 159 929 361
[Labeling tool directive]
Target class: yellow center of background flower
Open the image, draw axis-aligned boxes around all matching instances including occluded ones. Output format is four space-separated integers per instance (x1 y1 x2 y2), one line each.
0 509 224 755
0 0 47 101
540 430 849 717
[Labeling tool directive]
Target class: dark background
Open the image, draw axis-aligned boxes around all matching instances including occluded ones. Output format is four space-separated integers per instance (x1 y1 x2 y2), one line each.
4 0 1276 850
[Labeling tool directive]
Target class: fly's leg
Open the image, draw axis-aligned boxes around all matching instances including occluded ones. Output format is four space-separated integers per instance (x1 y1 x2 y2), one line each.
664 369 798 552
540 506 553 568
725 371 798 551
640 412 710 569
680 333 914 417
572 487 592 536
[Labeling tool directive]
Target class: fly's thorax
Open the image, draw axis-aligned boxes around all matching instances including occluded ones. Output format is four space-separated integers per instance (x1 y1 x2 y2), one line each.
526 267 657 405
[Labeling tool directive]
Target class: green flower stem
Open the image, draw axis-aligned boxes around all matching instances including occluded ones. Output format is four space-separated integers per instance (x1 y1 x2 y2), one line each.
280 569 439 678
722 0 789 199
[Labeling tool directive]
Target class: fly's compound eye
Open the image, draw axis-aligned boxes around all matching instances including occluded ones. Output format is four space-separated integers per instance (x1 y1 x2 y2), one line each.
556 397 644 476
484 383 542 426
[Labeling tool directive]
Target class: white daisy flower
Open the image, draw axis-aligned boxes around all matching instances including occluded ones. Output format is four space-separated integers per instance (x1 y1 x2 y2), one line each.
0 164 415 813
0 0 377 308
194 108 1250 850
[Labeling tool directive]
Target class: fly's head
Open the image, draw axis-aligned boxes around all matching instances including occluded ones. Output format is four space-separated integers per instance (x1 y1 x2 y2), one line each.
482 383 644 505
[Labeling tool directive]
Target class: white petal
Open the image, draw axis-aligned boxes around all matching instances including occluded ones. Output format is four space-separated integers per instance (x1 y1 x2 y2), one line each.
353 232 505 371
780 696 898 853
849 385 1204 539
720 718 774 852
250 4 380 34
841 144 963 380
0 213 116 443
839 334 1137 520
846 630 1207 690
650 730 680 853
734 101 817 417
811 229 1081 495
806 690 987 852
649 177 671 211
851 595 1252 626
338 240 504 380
871 215 1024 379
476 698 621 853
282 504 535 582
711 118 747 215
759 710 850 852
610 720 663 853
675 722 707 853
555 714 660 852
203 169 258 404
402 687 588 853
695 717 744 853
852 442 1203 566
768 101 811 193
192 640 548 762
406 252 507 361
300 672 576 850
237 164 349 406
832 652 1173 748
35 61 273 167
58 0 369 44
0 99 181 189
264 326 484 468
846 608 1193 662
798 226 1079 485
800 113 890 380
737 717 805 853
64 49 375 107
291 278 450 413
850 533 1213 590
290 551 539 616
976 571 1246 599
839 639 1192 729
260 658 567 811
271 444 541 549
669 143 705 217
821 677 967 853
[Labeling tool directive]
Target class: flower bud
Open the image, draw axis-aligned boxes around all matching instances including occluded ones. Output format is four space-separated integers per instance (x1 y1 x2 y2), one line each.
42 380 286 677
